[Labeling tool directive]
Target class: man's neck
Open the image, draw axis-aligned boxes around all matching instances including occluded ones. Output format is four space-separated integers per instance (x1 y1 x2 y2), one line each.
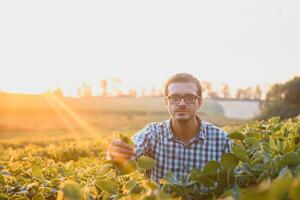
171 116 200 145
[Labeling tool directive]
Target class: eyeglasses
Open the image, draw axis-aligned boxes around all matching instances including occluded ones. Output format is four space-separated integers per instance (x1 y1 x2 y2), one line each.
166 94 200 105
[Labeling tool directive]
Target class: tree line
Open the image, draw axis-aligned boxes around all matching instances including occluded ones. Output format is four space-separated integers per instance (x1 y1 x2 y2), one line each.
52 80 263 100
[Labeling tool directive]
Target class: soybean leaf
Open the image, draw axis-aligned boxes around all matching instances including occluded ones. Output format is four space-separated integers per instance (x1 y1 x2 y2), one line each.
279 152 300 167
137 156 156 170
0 193 9 199
198 176 215 188
245 137 260 146
221 153 239 170
119 133 135 148
8 195 29 200
0 174 5 185
202 160 221 176
229 131 246 140
32 193 46 200
269 172 293 200
31 166 43 178
96 180 119 195
232 145 249 162
119 160 138 175
239 180 270 200
60 180 83 200
289 176 300 200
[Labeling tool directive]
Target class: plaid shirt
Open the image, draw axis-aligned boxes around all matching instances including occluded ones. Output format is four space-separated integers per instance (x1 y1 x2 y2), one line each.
132 115 232 183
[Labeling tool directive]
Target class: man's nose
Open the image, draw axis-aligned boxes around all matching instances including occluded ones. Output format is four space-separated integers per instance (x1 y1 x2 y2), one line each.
178 97 186 105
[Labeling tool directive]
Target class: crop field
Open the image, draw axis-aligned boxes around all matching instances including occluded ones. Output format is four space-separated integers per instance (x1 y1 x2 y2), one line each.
1 94 300 199
1 117 300 200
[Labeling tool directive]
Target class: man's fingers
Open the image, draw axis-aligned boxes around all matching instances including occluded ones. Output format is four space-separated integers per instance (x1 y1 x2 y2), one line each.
108 139 135 164
112 139 134 150
110 151 133 161
110 145 134 155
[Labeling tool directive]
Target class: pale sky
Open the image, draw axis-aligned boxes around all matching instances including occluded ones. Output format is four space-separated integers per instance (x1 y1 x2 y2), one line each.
0 0 299 96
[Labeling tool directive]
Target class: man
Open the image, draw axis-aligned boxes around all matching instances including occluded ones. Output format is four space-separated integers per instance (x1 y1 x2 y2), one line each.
108 73 232 183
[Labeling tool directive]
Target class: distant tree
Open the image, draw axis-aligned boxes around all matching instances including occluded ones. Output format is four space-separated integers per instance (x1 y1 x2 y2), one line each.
201 81 214 98
77 87 83 97
221 83 231 99
116 91 124 96
128 89 137 97
53 87 63 97
151 85 161 97
254 85 262 100
210 92 219 99
83 84 92 97
141 88 148 97
235 87 256 100
264 84 285 102
284 77 300 106
77 83 92 98
101 79 108 97
244 87 253 99
260 76 300 119
236 89 244 99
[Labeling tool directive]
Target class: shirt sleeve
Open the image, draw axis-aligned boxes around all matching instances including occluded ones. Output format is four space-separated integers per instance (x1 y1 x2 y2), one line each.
132 123 156 159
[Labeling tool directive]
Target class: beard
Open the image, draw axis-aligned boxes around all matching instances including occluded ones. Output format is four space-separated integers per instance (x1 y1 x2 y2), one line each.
173 110 194 122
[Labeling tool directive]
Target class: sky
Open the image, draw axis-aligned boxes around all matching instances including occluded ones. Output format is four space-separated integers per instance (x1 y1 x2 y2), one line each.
0 0 299 96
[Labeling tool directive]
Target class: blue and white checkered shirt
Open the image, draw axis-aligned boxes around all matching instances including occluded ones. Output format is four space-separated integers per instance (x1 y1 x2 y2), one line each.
132 115 232 183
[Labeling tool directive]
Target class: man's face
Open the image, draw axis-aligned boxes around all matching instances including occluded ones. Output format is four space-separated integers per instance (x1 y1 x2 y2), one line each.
165 82 202 122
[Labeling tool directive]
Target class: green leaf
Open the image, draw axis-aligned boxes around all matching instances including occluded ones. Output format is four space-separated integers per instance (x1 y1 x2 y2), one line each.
142 180 159 190
279 152 300 167
32 193 45 200
99 163 113 174
269 172 293 200
245 137 260 146
0 193 9 199
251 163 267 172
119 133 135 148
8 195 29 200
240 180 271 200
0 174 5 185
202 160 221 176
59 180 83 200
0 171 12 176
31 166 43 178
119 160 138 175
124 180 143 193
289 176 300 200
221 153 239 170
137 156 156 170
229 131 246 140
188 168 202 182
197 176 215 187
96 179 119 195
232 145 249 162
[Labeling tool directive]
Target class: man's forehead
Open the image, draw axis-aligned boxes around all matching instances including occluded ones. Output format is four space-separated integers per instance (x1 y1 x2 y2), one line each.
167 82 198 94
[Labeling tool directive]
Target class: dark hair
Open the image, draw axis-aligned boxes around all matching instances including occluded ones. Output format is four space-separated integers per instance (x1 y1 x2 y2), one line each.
163 73 202 97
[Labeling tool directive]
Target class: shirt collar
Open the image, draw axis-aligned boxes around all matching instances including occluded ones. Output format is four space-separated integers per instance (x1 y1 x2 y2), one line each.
166 114 206 141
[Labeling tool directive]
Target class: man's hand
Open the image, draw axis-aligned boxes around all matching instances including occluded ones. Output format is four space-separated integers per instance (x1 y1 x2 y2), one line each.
108 139 134 165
